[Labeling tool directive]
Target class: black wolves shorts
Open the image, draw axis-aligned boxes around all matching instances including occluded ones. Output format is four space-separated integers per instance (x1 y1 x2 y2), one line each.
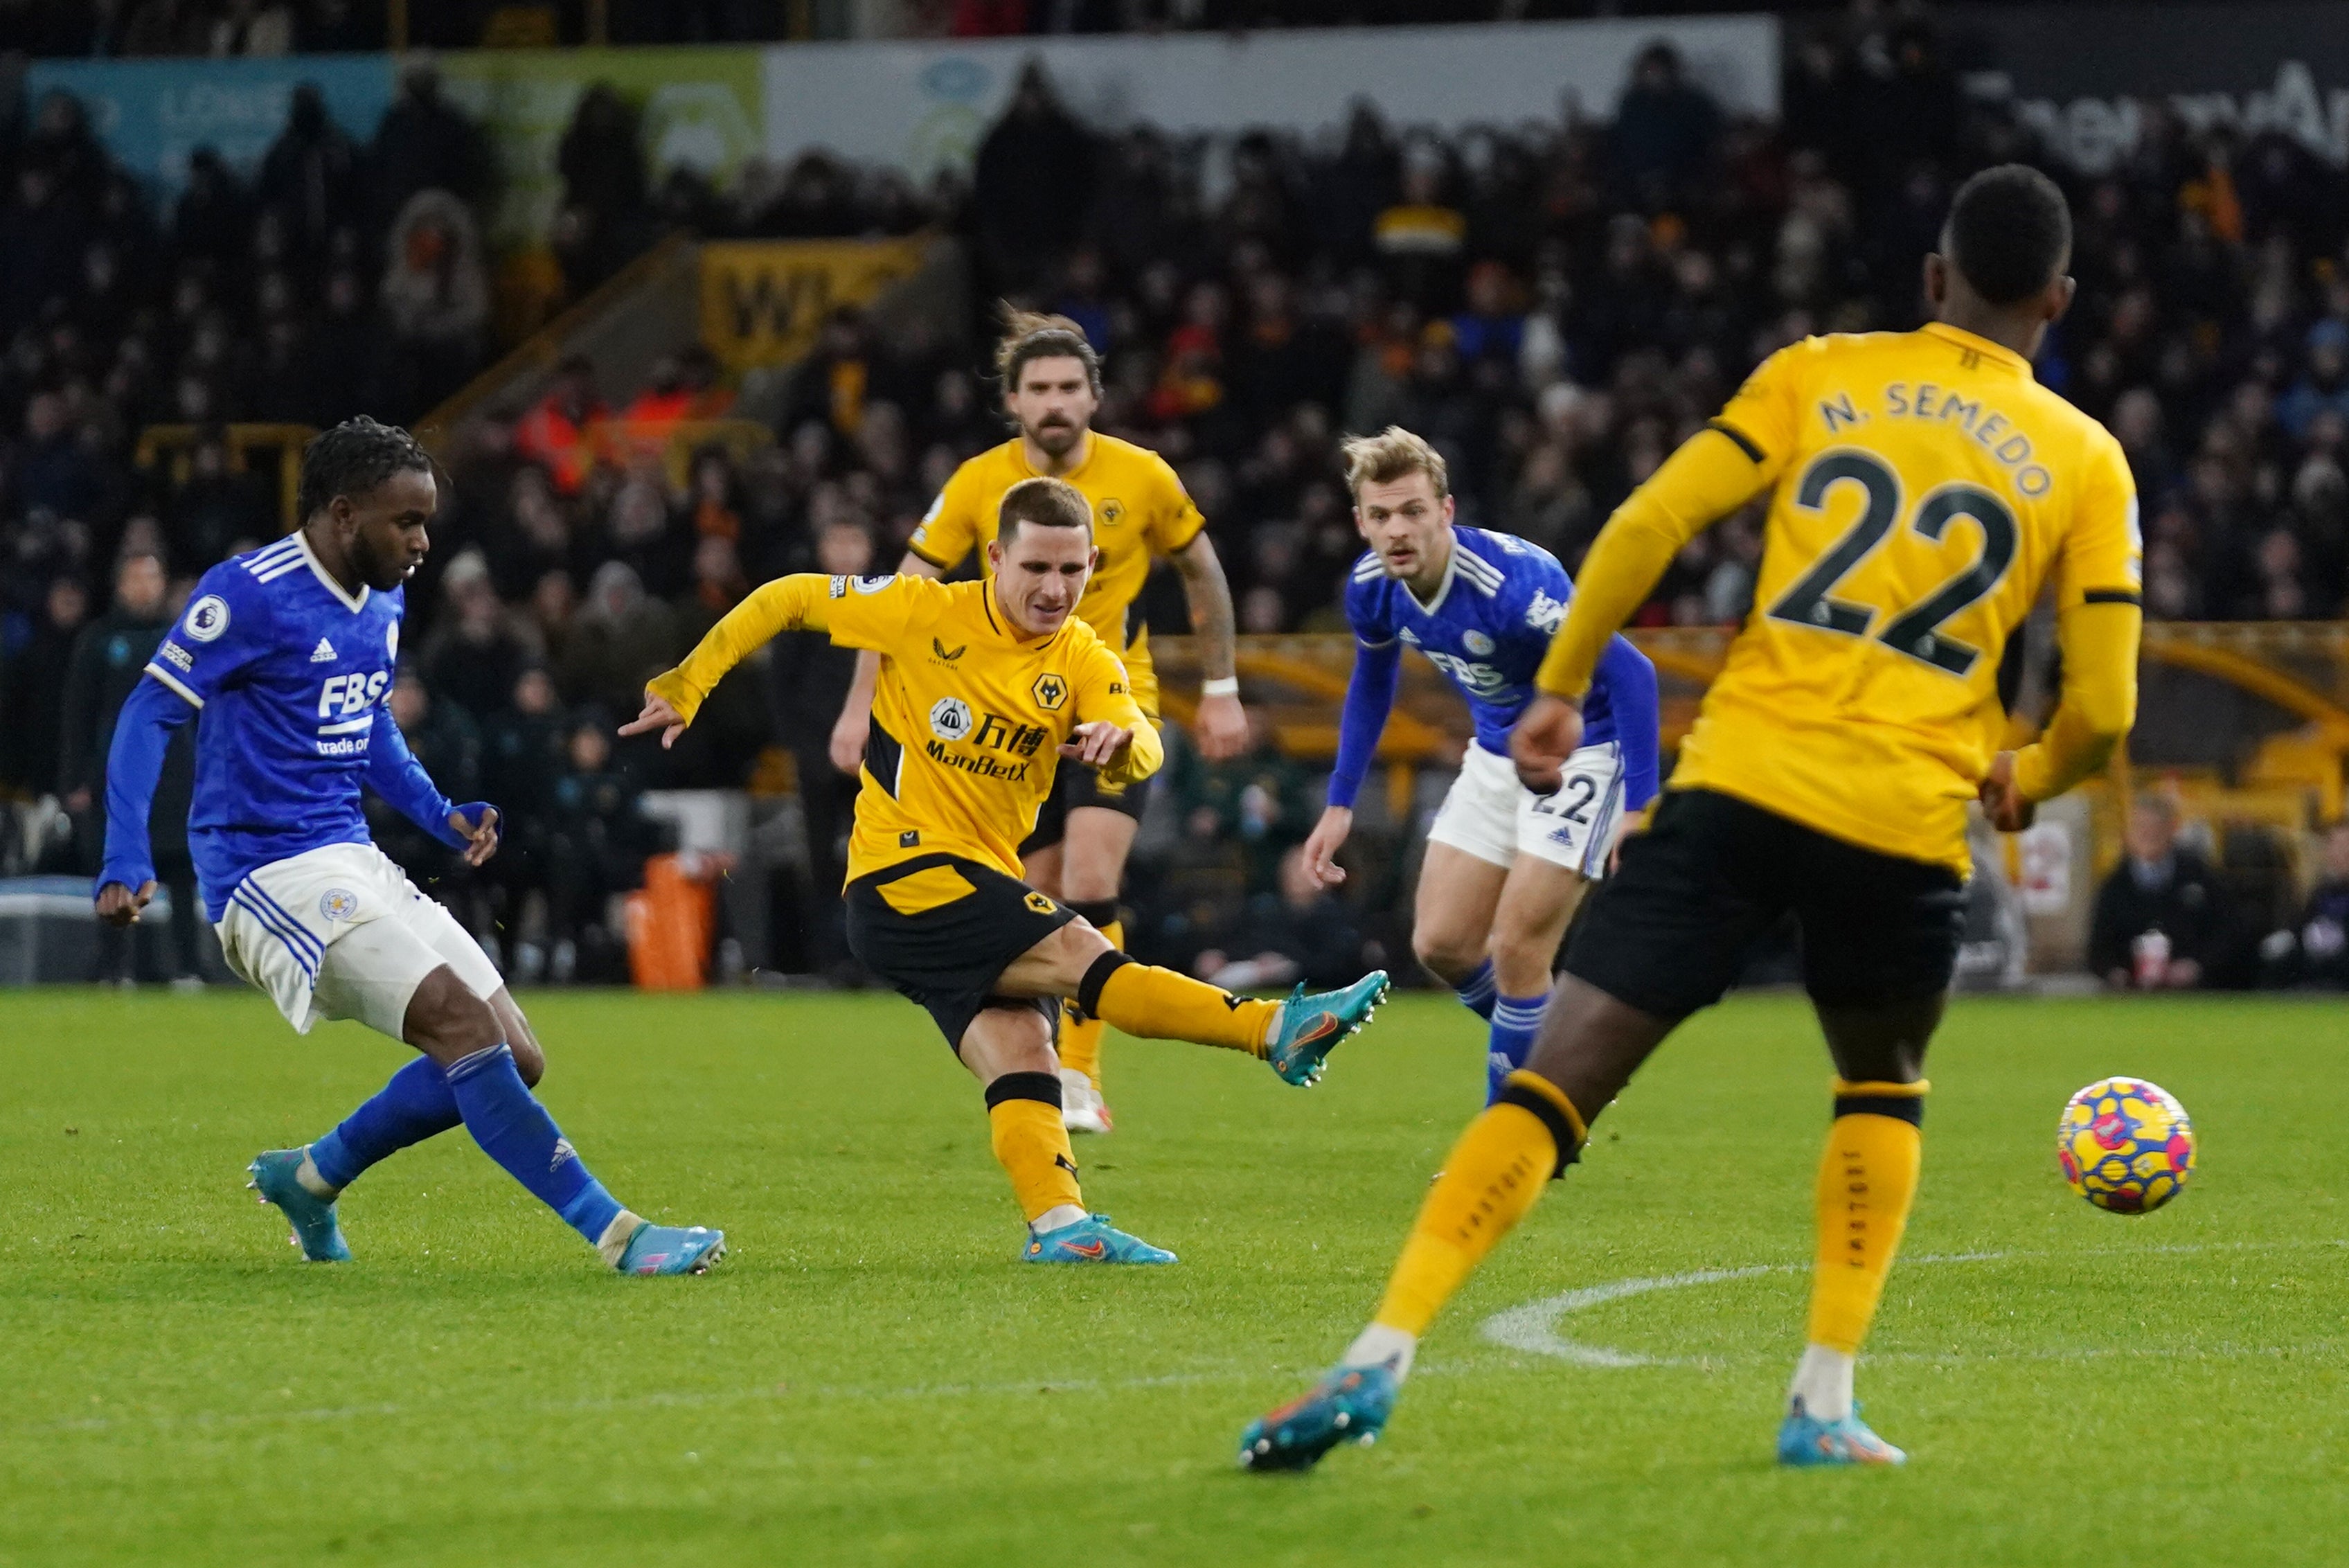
843 853 1077 1050
1018 759 1152 857
1562 788 1966 1022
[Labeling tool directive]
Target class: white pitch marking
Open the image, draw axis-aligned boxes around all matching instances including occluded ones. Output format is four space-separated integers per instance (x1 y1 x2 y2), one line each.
1479 1241 2336 1369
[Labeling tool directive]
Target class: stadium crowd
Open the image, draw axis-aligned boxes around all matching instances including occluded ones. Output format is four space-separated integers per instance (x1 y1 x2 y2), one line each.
3 2 2346 985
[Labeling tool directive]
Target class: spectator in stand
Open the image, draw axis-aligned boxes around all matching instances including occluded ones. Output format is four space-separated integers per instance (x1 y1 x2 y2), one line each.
2278 319 2349 440
420 553 531 722
380 188 491 417
765 517 873 976
544 715 656 983
1166 705 1317 895
0 577 90 809
1609 40 1719 211
2090 796 2229 991
972 61 1095 292
555 82 652 294
255 84 364 269
478 663 571 978
514 357 608 496
562 560 679 725
9 391 107 524
58 550 201 983
163 430 272 576
1194 844 1370 994
2259 820 2349 989
373 63 490 223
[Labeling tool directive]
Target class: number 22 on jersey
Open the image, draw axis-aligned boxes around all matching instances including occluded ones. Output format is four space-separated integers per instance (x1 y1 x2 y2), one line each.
1766 449 2017 679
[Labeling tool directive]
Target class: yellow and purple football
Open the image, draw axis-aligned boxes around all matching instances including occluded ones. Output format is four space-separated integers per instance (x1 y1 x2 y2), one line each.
2057 1077 2196 1214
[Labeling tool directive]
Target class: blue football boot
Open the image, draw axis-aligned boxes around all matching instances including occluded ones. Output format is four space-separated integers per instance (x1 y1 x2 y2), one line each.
1265 970 1391 1087
1239 1360 1400 1471
247 1148 352 1263
1776 1400 1907 1467
616 1222 727 1276
1023 1212 1176 1264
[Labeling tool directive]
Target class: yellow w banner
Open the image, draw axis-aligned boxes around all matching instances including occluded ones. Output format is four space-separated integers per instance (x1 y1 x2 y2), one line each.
699 238 930 371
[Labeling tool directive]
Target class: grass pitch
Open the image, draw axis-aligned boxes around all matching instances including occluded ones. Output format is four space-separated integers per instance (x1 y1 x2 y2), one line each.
4 987 2345 1567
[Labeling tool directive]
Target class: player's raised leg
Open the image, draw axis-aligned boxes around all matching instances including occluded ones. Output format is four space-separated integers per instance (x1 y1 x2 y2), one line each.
997 919 1389 1091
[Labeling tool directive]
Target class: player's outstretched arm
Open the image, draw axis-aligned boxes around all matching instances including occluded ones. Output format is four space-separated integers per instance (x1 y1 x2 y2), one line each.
829 550 945 774
640 572 880 744
93 676 197 925
1312 636 1402 883
1171 533 1247 760
1594 633 1662 810
368 704 499 862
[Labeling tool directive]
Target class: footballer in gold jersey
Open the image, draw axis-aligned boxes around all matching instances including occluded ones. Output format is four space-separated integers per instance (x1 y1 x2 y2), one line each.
832 313 1247 1137
630 477 1388 1265
1244 166 2141 1470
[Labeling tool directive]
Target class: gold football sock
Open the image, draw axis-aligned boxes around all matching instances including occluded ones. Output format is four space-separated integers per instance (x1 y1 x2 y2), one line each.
1084 953 1278 1058
1805 1078 1927 1355
1058 918 1120 1090
985 1073 1084 1222
1373 1072 1586 1336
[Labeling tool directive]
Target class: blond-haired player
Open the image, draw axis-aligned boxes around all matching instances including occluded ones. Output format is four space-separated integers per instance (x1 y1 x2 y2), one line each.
1243 164 2141 1469
632 476 1387 1263
832 312 1246 1136
1305 427 1658 1104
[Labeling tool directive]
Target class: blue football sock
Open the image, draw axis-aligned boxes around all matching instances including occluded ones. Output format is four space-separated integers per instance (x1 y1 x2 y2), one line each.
310 1055 462 1191
1453 958 1498 1021
1485 992 1548 1105
444 1043 623 1246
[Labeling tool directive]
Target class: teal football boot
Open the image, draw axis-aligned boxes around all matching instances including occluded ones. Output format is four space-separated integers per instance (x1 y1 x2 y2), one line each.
1239 1360 1399 1470
1023 1212 1176 1264
616 1222 727 1276
247 1148 352 1263
1776 1400 1907 1466
1264 970 1391 1087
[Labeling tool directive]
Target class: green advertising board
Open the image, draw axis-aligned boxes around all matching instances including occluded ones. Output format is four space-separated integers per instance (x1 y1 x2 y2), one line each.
439 46 762 254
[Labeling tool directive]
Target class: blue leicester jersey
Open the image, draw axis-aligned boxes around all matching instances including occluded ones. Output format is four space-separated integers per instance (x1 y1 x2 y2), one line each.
1345 527 1620 754
143 533 407 915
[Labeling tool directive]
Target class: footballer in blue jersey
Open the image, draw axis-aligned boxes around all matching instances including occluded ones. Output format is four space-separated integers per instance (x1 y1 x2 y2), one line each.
96 417 722 1276
1302 428 1661 1103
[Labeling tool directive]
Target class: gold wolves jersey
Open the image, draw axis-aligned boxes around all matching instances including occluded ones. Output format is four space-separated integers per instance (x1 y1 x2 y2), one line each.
906 433 1206 719
648 573 1161 884
1543 323 2142 872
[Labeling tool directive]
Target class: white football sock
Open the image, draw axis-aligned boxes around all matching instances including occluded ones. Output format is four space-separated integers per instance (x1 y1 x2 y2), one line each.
596 1209 646 1268
1031 1204 1088 1235
1787 1342 1855 1422
294 1148 339 1202
1341 1323 1418 1381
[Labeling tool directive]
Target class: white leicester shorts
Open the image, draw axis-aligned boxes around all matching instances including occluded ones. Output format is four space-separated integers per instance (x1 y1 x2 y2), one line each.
215 842 504 1037
1426 738 1626 879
